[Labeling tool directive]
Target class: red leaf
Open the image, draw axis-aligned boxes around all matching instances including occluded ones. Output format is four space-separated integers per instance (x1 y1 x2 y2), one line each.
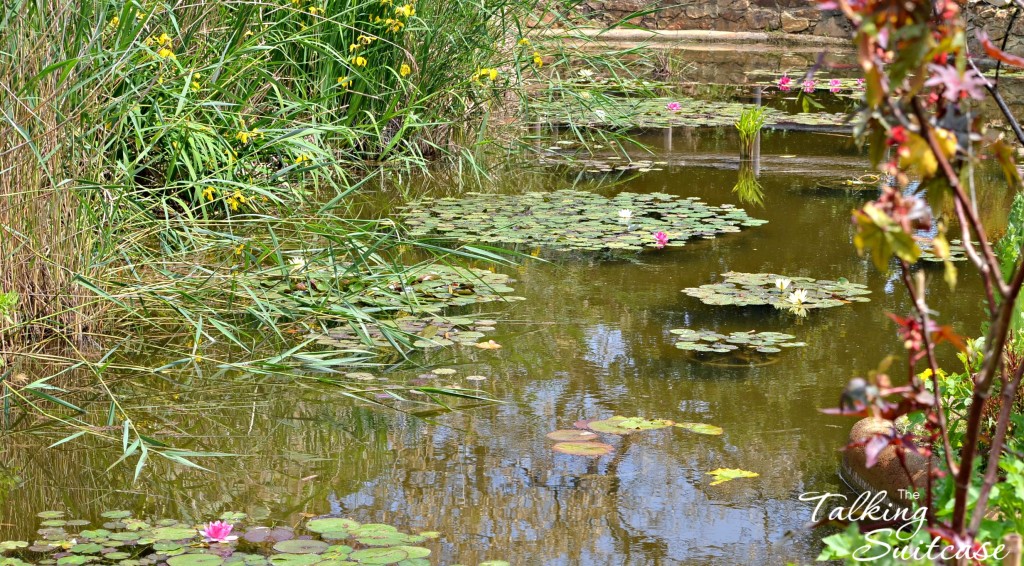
931 324 966 352
864 434 891 468
979 30 1024 68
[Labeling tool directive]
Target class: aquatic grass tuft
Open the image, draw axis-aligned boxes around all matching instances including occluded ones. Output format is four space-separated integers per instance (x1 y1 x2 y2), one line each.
735 105 768 157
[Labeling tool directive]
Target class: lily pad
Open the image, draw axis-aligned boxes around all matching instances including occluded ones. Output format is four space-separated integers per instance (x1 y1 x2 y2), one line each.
0 541 28 551
243 527 294 543
167 555 226 566
100 510 132 519
349 547 410 564
306 518 360 534
682 272 870 311
69 543 104 554
551 441 615 456
528 94 850 132
546 429 599 442
587 416 674 435
919 239 976 263
672 329 805 356
400 189 765 254
150 527 199 541
674 422 724 435
707 468 760 486
267 555 321 566
273 540 329 554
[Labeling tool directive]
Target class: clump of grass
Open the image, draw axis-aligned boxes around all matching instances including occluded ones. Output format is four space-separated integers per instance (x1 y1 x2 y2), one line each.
735 105 767 158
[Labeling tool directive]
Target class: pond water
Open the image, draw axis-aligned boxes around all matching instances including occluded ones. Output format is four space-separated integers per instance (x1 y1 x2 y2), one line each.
1 55 1014 564
1 126 1002 565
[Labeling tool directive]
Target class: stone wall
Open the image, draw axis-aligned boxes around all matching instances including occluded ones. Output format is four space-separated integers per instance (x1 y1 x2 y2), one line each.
546 0 1024 47
557 0 853 37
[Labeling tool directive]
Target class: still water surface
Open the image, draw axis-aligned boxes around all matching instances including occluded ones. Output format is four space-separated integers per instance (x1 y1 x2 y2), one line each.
0 124 1004 564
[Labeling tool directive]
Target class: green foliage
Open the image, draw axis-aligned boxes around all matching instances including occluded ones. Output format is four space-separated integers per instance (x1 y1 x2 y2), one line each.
0 293 16 320
852 202 921 272
735 105 767 148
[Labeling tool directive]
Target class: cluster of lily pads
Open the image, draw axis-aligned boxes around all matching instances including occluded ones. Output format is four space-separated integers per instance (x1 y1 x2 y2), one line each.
918 239 973 263
544 416 757 486
269 265 520 315
0 511 509 566
527 96 849 131
671 329 805 355
400 190 766 253
681 272 871 311
311 315 503 351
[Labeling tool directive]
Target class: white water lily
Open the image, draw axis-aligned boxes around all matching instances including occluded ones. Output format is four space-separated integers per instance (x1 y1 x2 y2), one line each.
787 288 809 305
288 256 306 272
775 278 791 291
618 209 632 219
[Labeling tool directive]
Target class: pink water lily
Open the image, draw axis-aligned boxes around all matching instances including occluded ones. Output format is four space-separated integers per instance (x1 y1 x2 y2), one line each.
829 78 841 93
200 521 237 543
654 231 669 249
802 79 816 93
666 101 681 111
778 75 792 91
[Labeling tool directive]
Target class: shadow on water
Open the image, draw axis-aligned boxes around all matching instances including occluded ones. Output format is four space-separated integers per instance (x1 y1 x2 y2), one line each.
0 123 1013 564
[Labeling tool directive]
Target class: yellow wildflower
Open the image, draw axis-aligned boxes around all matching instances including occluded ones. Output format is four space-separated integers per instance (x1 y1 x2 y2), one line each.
108 15 120 27
243 30 254 38
157 47 175 59
349 43 360 52
337 76 352 88
308 6 321 14
358 34 373 45
157 33 172 45
400 63 411 77
383 18 404 32
202 186 216 201
517 37 530 46
488 68 498 80
395 4 414 17
351 55 367 67
234 243 244 254
235 128 260 144
381 0 393 4
295 154 311 164
533 51 543 68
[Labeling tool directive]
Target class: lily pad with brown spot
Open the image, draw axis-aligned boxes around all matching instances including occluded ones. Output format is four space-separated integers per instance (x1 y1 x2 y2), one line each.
551 441 615 457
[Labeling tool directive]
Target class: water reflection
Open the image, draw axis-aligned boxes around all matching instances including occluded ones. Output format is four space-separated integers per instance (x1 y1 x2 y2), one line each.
0 128 1011 565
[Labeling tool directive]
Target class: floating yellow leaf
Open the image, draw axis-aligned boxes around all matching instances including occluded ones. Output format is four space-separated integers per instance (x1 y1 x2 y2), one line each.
707 468 759 486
